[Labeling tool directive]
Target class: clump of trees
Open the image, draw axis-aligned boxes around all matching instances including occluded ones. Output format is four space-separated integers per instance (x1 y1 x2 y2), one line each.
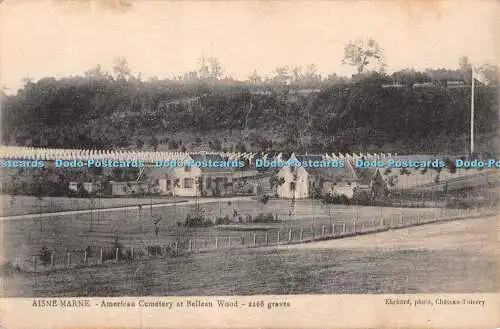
2 49 498 155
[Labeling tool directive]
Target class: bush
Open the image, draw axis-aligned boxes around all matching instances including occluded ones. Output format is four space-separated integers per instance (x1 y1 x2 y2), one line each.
445 197 489 209
215 215 231 225
184 214 213 227
103 237 127 261
322 193 351 205
351 190 372 206
253 212 277 223
147 245 163 257
259 194 270 204
39 246 51 266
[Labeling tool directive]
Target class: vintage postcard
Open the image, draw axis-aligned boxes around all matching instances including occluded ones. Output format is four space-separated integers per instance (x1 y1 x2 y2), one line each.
0 0 499 328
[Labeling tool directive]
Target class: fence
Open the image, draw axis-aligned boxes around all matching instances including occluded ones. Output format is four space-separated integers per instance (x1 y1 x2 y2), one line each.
15 206 496 273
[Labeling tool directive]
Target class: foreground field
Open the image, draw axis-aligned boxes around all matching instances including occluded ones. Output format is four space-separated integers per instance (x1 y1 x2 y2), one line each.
1 199 442 263
0 195 189 217
2 215 497 296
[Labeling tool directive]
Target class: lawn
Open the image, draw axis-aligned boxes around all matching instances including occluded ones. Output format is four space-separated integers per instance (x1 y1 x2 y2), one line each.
1 198 454 266
0 195 187 217
2 215 497 297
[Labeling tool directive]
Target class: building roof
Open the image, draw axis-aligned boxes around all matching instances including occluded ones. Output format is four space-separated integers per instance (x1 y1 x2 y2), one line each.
305 160 358 182
188 153 226 162
181 153 240 173
294 154 325 163
353 167 378 185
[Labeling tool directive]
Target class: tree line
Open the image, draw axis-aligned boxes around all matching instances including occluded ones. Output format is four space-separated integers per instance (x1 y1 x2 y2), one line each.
1 38 498 155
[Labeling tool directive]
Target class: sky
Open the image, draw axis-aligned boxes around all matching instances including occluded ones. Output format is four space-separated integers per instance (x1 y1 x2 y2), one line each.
1 0 499 93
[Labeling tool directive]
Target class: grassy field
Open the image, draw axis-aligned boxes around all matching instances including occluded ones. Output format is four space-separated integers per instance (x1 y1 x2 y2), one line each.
2 215 497 297
0 195 188 217
1 199 446 265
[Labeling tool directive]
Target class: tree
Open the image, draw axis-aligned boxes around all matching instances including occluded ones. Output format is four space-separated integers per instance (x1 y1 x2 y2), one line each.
113 56 132 80
84 64 108 80
198 56 210 81
476 63 500 86
292 65 303 84
248 70 262 84
459 56 472 72
150 135 158 151
135 138 145 150
152 214 162 237
272 66 290 85
292 64 320 86
342 38 385 74
458 56 473 82
258 194 270 211
269 174 285 196
207 57 223 82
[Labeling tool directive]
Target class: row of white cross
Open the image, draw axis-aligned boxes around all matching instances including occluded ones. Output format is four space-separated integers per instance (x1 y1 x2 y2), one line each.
0 146 395 163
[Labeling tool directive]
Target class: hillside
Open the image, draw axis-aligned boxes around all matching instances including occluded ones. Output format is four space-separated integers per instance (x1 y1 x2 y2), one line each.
1 74 498 155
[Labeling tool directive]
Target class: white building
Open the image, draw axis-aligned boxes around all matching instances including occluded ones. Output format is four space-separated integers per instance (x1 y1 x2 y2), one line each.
157 153 257 197
276 154 359 199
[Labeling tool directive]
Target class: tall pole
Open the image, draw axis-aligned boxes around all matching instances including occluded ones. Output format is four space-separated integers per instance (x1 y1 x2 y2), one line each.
150 184 153 220
470 68 475 156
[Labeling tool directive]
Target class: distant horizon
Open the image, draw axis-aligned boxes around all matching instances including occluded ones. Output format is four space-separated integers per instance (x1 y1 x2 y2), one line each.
0 61 486 95
2 0 499 94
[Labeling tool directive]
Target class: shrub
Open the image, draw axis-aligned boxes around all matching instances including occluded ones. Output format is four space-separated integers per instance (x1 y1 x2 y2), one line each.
445 197 489 209
39 246 51 267
351 190 372 205
147 245 163 257
103 237 127 261
253 212 276 223
259 194 270 204
215 215 231 225
322 193 351 205
184 214 213 227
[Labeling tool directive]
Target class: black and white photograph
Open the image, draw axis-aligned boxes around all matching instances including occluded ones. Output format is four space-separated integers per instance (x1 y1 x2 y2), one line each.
0 0 499 327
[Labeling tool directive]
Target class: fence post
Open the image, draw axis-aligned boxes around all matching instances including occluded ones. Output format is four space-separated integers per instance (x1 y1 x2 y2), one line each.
131 247 134 260
67 252 71 267
353 221 356 233
265 232 269 245
33 256 37 273
342 223 346 233
253 233 257 246
332 223 335 235
241 234 245 245
288 229 292 242
115 248 119 263
277 231 280 245
228 236 231 249
372 219 376 229
99 248 103 264
321 225 325 236
299 228 303 240
50 252 55 269
174 241 179 253
215 237 219 249
311 226 315 238
83 250 88 265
